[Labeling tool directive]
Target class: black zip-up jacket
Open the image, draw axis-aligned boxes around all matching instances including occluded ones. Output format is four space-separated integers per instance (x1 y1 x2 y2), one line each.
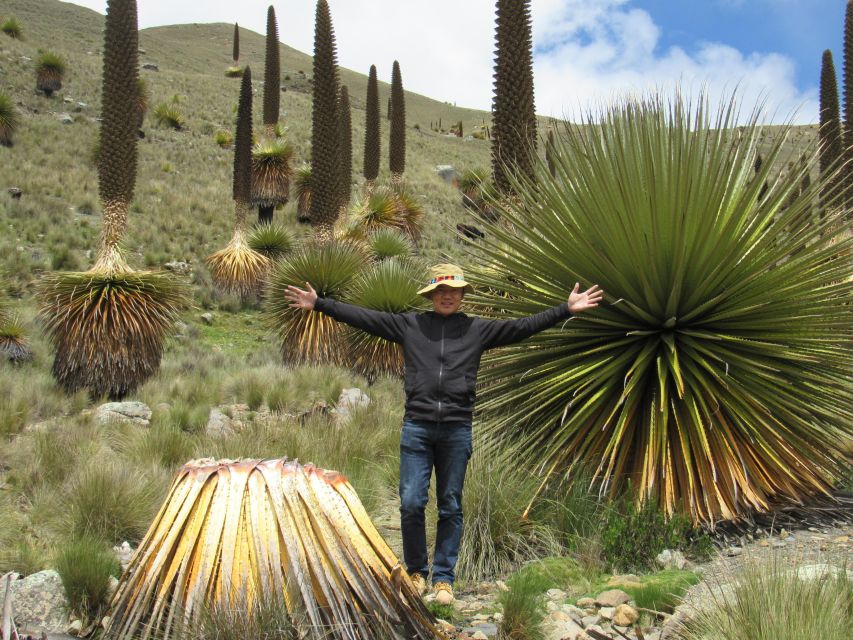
314 297 572 424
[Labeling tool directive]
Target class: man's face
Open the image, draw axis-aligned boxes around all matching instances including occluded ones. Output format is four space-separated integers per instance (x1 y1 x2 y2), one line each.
430 285 464 316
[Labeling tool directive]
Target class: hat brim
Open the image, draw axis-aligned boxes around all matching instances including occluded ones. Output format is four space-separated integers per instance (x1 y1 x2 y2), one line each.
417 280 474 297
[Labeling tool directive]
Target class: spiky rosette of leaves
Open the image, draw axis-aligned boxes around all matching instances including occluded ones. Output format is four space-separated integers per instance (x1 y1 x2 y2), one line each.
369 227 414 261
225 66 243 78
153 102 184 130
0 92 18 147
205 227 272 298
266 241 366 365
251 140 294 208
37 271 188 398
349 189 401 238
1 17 22 39
263 5 280 133
36 51 65 97
391 188 424 240
248 223 296 261
459 168 499 221
466 93 853 525
0 314 31 364
389 60 406 179
344 258 424 380
491 0 537 193
294 164 312 222
309 0 341 232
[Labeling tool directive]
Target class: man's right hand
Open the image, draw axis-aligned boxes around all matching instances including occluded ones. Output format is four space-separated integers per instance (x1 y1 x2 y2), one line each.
284 282 318 310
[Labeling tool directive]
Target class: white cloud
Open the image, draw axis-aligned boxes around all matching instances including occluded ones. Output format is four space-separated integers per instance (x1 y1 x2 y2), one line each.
63 0 819 123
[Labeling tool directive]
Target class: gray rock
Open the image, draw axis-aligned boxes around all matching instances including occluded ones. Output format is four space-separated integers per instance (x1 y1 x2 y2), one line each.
434 165 459 185
795 564 853 582
725 546 743 556
73 102 87 112
543 617 584 640
336 388 370 421
57 113 74 124
576 597 596 608
546 588 568 601
142 63 159 71
8 187 22 199
206 408 234 438
595 589 631 607
598 606 615 620
173 321 188 338
462 623 497 637
67 619 83 636
112 541 134 571
164 260 191 276
200 312 214 325
96 401 152 426
9 570 69 634
656 549 687 570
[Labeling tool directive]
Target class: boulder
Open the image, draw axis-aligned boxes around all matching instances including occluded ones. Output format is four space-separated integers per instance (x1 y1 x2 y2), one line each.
613 604 639 626
9 570 69 634
96 401 152 426
656 549 687 570
336 388 370 421
142 63 159 71
434 165 458 185
163 261 191 276
8 187 22 199
200 312 214 325
594 588 631 607
206 408 234 438
57 113 74 124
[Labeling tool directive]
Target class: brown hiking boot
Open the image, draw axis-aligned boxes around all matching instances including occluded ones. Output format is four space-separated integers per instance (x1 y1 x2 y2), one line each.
433 581 454 605
410 573 427 597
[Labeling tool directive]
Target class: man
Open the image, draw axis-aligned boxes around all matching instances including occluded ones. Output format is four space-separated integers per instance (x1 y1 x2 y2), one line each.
284 264 603 604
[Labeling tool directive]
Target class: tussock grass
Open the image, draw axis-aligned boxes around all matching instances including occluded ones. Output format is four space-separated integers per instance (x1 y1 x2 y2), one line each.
55 535 121 617
68 458 168 544
214 129 232 148
198 588 298 640
675 558 853 640
498 570 548 640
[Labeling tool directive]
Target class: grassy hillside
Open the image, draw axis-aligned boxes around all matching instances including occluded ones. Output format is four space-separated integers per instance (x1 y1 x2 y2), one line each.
0 0 499 301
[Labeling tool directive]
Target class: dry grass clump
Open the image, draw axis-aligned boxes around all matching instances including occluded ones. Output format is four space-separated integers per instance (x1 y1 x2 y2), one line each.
674 557 853 640
37 270 188 399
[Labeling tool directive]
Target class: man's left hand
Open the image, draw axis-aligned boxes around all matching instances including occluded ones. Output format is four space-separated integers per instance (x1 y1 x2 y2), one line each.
567 283 603 314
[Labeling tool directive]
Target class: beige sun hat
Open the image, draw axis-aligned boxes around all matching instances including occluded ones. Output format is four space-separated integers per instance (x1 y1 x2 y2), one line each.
417 263 474 297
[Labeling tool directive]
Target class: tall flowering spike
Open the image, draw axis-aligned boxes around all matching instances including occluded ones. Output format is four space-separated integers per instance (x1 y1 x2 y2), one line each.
389 60 406 180
309 0 341 234
263 6 280 134
232 22 240 64
234 68 253 205
97 0 139 268
491 0 537 194
844 0 853 213
819 49 843 213
364 64 380 185
338 84 352 211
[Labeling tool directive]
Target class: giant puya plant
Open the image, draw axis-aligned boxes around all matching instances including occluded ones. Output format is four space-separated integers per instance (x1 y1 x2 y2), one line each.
206 68 272 298
468 93 853 525
251 6 293 225
38 0 187 399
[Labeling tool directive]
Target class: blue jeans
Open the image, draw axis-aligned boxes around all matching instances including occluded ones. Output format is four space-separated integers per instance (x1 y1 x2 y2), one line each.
399 419 472 585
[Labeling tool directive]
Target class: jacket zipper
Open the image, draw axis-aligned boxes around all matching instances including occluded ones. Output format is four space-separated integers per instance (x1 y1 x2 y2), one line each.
437 320 445 423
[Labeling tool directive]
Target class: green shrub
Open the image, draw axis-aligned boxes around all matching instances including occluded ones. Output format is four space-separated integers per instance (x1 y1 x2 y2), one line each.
599 493 701 573
508 557 595 596
676 559 853 640
498 570 548 640
1 17 21 39
55 536 121 617
621 570 699 613
153 102 185 130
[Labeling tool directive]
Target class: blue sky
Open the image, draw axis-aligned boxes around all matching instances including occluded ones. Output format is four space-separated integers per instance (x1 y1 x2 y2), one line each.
63 0 847 123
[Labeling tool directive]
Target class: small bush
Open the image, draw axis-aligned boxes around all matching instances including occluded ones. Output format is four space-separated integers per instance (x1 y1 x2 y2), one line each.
225 65 243 78
55 536 121 617
1 17 21 39
599 493 704 573
153 102 185 130
214 129 233 148
498 570 548 640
